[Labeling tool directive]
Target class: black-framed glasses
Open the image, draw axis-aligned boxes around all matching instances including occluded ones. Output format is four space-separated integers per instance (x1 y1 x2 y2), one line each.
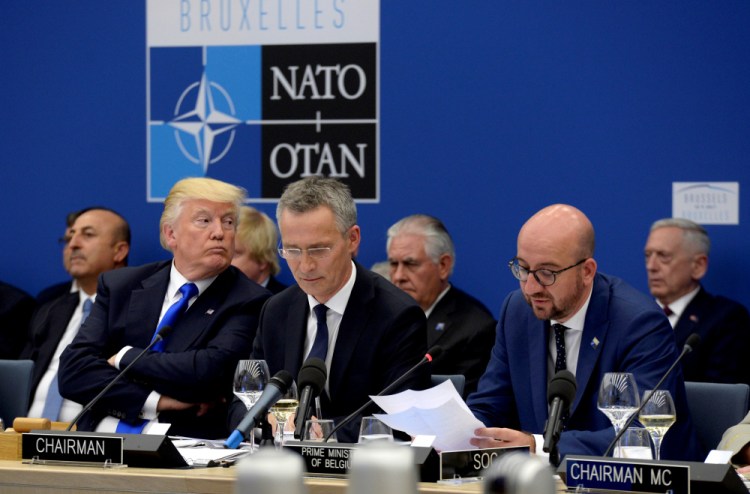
278 247 333 260
508 258 587 286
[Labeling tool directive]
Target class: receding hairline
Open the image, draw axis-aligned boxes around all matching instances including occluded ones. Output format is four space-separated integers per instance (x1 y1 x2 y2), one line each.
520 204 595 258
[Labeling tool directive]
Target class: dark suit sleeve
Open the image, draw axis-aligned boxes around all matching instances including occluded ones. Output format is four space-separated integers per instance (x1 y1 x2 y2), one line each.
0 285 36 360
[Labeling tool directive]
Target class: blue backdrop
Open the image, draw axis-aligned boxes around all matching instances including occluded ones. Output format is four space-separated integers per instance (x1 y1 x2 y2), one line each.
2 1 749 315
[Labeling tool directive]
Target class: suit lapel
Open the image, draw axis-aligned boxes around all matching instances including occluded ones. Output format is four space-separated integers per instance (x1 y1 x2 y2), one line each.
673 287 706 347
328 265 372 400
426 289 456 347
284 290 309 377
528 318 550 428
573 275 608 414
127 265 170 345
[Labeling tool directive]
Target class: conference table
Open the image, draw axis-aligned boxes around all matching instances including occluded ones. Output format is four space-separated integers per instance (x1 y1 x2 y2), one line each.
0 460 496 494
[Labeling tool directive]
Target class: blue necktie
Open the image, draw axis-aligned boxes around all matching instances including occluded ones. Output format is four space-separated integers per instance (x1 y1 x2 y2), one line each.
42 298 93 421
151 282 198 352
116 282 197 434
308 304 329 361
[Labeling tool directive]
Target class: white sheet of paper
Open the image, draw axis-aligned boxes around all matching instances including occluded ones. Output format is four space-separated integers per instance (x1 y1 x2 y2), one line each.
705 449 734 464
370 380 485 451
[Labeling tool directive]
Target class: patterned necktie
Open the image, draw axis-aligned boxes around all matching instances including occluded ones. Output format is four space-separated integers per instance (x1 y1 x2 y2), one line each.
42 298 93 421
151 282 198 352
116 282 198 434
663 306 673 317
309 304 330 361
553 323 568 374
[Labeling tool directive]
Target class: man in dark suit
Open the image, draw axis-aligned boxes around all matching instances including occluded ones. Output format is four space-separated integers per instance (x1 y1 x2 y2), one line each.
36 209 81 305
229 177 428 443
23 207 130 421
0 281 35 359
386 214 495 396
232 206 288 294
59 178 270 439
645 217 750 385
468 204 703 464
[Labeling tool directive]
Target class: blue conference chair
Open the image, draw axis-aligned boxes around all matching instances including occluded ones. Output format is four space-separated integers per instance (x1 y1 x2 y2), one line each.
684 381 750 451
431 374 466 397
0 359 34 428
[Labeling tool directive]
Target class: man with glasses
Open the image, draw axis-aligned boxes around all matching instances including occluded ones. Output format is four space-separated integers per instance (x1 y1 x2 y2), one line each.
645 218 750 385
229 177 428 442
467 204 703 463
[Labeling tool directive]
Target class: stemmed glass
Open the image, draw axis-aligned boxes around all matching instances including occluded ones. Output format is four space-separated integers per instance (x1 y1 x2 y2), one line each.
269 380 299 447
638 390 676 460
597 372 641 446
233 360 270 410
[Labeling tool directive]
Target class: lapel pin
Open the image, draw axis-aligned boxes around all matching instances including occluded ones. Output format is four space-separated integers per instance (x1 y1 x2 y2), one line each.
435 322 445 331
689 315 698 323
206 309 215 315
591 337 600 349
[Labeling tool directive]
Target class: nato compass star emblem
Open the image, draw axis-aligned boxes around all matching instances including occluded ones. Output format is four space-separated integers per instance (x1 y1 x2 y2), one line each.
168 72 241 173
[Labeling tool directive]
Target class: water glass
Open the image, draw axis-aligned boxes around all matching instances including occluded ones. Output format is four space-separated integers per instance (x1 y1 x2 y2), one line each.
358 416 393 443
304 419 337 442
616 427 653 459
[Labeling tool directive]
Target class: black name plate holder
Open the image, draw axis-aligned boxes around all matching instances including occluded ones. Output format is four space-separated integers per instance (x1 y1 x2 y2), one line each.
439 445 530 480
564 456 689 493
22 431 124 468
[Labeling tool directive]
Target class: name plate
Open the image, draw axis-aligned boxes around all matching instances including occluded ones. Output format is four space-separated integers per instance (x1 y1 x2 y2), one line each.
565 456 689 493
22 431 124 465
440 446 529 480
284 442 354 477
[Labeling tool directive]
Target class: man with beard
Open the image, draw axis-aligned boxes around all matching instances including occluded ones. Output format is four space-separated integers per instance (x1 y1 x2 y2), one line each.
467 204 703 464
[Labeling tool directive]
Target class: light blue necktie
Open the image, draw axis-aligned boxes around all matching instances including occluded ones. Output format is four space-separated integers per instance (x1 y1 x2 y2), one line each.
116 282 197 434
308 304 329 361
42 298 93 421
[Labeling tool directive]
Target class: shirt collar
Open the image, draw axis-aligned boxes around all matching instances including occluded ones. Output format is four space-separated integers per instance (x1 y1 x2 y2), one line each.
168 261 217 299
307 260 357 317
656 285 700 319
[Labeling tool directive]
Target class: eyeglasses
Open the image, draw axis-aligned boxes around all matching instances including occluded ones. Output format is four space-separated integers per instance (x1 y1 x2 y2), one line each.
508 258 587 286
278 247 333 260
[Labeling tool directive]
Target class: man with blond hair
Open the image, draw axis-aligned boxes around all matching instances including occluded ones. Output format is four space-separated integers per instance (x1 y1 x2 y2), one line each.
232 206 287 294
60 178 270 439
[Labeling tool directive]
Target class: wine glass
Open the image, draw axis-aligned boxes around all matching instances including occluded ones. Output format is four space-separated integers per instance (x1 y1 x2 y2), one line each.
233 360 270 410
269 380 299 447
597 372 640 444
638 390 676 460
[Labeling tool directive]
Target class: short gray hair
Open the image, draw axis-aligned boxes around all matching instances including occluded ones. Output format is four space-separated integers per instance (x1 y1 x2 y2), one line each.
650 218 710 255
387 214 455 275
276 177 357 235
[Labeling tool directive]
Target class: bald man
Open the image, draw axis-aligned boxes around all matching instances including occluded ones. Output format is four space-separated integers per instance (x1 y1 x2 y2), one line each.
467 204 703 464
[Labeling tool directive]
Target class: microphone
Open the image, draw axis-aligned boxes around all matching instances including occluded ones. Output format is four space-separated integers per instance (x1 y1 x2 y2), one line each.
225 370 294 449
602 332 701 457
66 325 174 432
293 358 327 439
323 345 443 442
542 370 577 460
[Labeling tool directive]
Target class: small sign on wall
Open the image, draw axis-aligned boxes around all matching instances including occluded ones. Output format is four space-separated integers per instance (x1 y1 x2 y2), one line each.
672 182 739 225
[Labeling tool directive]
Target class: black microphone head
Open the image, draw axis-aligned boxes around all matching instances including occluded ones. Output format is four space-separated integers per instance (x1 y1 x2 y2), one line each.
426 345 444 362
547 370 577 405
269 369 294 392
684 333 701 353
297 357 327 395
156 325 173 340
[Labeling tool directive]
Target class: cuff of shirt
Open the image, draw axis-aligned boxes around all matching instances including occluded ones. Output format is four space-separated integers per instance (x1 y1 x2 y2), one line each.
142 392 160 420
113 346 133 369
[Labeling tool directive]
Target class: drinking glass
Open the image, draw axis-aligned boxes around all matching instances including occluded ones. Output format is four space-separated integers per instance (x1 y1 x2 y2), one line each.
616 427 653 459
304 419 337 442
269 380 299 447
597 372 640 440
233 360 270 410
638 390 676 460
358 416 393 443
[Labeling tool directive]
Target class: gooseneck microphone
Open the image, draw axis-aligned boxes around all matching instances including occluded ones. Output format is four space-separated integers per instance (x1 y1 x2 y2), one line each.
293 358 328 439
66 325 174 432
323 345 444 442
602 332 701 457
225 370 294 449
542 370 577 462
